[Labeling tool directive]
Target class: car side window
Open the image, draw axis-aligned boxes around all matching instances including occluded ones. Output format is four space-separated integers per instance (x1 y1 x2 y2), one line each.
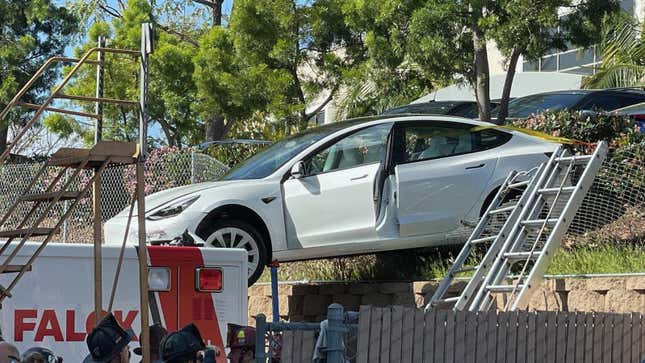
397 123 511 163
582 93 645 111
307 123 391 175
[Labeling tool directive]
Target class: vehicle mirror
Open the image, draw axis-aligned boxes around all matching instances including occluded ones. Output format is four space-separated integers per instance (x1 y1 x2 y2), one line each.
290 161 305 179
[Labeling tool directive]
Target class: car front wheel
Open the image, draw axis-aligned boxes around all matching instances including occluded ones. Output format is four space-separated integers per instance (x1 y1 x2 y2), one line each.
202 219 267 286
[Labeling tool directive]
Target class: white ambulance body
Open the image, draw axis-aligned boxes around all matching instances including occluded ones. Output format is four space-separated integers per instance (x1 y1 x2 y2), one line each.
0 242 247 363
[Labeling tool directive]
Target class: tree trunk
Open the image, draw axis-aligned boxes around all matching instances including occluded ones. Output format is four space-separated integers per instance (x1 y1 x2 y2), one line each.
205 115 229 140
0 126 7 156
496 48 522 125
212 0 224 26
472 22 491 122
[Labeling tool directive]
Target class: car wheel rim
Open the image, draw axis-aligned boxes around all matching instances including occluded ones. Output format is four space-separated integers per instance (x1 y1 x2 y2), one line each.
206 227 260 278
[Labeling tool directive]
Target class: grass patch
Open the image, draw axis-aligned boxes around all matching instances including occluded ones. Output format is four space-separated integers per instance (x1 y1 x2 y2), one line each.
546 244 645 275
258 244 645 283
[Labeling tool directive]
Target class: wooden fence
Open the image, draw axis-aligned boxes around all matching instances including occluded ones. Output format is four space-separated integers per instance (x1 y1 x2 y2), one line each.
281 330 317 363
357 305 645 363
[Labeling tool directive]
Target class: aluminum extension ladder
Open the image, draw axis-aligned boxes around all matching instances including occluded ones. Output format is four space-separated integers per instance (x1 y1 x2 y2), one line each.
425 141 608 313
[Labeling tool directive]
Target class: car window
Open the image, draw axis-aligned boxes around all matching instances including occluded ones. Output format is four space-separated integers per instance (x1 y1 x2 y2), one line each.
307 123 391 175
502 93 587 118
581 93 645 111
397 123 510 162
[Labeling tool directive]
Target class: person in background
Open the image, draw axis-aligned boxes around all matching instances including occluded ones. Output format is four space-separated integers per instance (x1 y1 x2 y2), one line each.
159 323 221 363
133 324 168 363
0 341 20 363
83 313 134 363
20 347 62 363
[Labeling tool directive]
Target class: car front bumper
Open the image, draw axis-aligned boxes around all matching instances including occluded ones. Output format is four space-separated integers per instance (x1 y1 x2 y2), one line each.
103 210 206 245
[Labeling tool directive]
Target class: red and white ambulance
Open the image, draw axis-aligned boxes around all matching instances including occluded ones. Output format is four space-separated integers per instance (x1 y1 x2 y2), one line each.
0 242 248 362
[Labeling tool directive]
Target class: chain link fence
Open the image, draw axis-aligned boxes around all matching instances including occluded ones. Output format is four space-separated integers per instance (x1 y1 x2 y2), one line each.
0 149 229 243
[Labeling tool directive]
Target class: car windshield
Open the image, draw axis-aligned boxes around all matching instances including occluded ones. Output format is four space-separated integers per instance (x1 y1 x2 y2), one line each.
501 93 587 118
222 120 367 180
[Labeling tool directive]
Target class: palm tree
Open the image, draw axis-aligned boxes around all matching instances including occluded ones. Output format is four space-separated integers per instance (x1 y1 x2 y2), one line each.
583 16 645 89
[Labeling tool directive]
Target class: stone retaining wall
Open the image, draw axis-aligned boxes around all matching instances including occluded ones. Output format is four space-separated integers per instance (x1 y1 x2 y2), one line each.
247 276 645 325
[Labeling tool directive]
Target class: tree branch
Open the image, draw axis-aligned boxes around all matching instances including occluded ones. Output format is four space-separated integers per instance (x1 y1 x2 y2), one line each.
157 24 199 47
305 86 338 121
98 4 122 18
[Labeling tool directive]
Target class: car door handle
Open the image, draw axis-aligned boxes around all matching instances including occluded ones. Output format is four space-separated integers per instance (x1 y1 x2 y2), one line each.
350 174 368 181
465 163 485 170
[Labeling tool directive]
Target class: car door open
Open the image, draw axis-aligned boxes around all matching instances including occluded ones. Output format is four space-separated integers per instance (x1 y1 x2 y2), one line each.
282 123 393 248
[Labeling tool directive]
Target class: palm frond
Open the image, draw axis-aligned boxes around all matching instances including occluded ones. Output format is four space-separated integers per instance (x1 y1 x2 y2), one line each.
583 63 645 89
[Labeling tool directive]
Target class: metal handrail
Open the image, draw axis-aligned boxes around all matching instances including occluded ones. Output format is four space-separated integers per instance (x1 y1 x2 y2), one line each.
0 47 141 165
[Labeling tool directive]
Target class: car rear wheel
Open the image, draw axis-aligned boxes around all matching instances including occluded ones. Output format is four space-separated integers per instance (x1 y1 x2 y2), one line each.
203 219 267 286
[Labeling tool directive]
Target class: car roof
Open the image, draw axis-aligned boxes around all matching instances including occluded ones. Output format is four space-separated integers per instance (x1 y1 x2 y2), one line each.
516 88 645 98
339 113 498 128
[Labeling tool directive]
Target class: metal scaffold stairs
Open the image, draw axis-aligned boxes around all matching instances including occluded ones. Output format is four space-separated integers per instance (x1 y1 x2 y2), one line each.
426 140 608 313
0 43 142 305
0 142 137 302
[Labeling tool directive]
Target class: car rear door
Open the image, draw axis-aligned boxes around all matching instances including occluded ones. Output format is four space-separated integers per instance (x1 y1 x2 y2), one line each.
393 121 507 237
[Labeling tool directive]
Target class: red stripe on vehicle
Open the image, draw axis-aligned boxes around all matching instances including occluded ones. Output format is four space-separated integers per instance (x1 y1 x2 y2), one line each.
147 246 225 363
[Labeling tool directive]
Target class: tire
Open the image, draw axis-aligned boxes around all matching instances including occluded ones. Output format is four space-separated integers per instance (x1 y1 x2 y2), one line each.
201 219 268 286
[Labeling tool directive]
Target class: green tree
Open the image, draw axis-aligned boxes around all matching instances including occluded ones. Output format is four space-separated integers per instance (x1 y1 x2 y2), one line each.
229 0 363 131
582 14 645 89
0 0 77 154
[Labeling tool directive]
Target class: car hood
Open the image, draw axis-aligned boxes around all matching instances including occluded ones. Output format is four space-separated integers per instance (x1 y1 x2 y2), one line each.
123 180 241 215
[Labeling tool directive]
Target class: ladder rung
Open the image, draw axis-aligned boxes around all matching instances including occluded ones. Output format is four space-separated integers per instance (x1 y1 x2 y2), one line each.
486 284 524 293
538 186 576 195
521 218 558 227
507 180 530 189
555 155 592 165
0 265 32 273
432 296 459 305
453 265 479 274
470 235 498 245
488 205 517 215
19 191 81 202
503 251 540 261
0 228 54 238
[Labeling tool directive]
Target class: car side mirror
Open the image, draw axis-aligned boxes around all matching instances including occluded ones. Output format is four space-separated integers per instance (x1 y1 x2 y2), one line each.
290 161 305 179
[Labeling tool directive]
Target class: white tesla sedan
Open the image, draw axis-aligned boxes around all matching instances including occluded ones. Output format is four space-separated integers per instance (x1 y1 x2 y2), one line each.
104 115 557 284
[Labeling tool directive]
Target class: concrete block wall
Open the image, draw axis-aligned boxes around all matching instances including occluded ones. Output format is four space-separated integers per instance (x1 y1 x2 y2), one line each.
247 276 645 325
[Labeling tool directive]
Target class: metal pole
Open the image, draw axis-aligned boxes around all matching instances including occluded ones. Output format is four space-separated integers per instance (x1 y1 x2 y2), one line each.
138 22 153 363
270 261 279 323
255 314 267 363
326 303 345 363
94 36 105 143
92 36 106 326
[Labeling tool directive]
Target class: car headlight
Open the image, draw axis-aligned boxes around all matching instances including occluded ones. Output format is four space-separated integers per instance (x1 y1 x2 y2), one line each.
147 195 200 220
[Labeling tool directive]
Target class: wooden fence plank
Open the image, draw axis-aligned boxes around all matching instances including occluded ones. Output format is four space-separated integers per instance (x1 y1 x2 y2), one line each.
368 307 383 363
414 309 425 363
640 313 645 363
281 331 294 363
422 310 436 363
380 308 392 363
602 313 613 363
556 312 567 362
445 309 456 363
390 306 403 363
546 312 557 363
535 311 548 363
401 307 415 363
612 313 623 363
485 311 498 363
292 330 303 363
301 330 315 361
527 312 536 363
574 312 586 363
592 313 603 363
584 312 594 362
565 312 576 363
434 310 447 363
516 311 528 363
506 311 518 362
454 310 467 363
464 311 478 363
357 305 372 363
621 313 632 363
496 311 508 362
475 312 488 362
633 313 642 363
